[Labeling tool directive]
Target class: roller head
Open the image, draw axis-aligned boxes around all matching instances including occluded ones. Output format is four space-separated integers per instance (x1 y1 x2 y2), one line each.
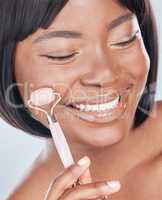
28 87 62 119
29 87 61 107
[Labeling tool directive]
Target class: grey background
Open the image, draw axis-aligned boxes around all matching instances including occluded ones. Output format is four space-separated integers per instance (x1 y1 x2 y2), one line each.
0 1 162 199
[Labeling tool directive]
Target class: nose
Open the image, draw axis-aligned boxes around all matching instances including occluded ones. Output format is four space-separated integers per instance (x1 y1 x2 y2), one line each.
80 51 120 88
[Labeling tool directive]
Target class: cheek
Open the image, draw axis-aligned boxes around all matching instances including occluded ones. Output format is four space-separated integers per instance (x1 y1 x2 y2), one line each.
115 42 150 89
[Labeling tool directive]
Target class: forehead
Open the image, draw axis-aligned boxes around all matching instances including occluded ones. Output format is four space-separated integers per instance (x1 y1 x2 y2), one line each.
48 0 129 29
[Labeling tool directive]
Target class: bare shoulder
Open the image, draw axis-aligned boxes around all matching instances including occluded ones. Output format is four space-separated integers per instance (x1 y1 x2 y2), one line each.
6 152 58 200
6 163 50 200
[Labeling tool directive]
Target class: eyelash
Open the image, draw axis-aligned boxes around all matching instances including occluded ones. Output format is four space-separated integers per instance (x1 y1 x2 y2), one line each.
110 30 139 48
42 52 77 62
42 31 139 62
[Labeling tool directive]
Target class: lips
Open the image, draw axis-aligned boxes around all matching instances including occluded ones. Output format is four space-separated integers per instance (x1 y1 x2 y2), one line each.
65 87 130 124
66 84 133 107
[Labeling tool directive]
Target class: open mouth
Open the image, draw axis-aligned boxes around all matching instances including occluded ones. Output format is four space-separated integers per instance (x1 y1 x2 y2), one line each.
65 87 132 123
69 95 121 113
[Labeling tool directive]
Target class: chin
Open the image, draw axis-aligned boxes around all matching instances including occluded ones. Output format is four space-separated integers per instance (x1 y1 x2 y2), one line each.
54 104 131 149
76 119 129 148
82 131 124 149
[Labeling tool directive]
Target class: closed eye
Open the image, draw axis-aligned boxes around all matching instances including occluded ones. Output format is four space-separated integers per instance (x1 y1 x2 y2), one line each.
109 30 139 48
40 52 78 61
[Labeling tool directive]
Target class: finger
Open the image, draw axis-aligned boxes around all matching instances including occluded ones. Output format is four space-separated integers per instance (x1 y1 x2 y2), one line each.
59 180 121 200
79 168 92 184
44 156 91 200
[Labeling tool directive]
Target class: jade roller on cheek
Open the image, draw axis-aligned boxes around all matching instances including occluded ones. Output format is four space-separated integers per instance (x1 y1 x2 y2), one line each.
27 87 75 168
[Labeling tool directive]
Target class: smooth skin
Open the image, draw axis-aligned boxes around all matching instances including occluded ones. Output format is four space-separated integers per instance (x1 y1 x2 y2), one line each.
7 0 162 199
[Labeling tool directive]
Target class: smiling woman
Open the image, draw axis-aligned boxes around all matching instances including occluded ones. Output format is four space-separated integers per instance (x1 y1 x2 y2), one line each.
0 0 162 200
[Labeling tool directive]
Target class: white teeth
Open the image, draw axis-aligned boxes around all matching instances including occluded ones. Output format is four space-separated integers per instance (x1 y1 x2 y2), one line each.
80 104 85 110
75 96 120 112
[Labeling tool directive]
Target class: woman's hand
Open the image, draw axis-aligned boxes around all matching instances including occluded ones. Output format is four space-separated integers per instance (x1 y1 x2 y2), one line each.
44 156 121 200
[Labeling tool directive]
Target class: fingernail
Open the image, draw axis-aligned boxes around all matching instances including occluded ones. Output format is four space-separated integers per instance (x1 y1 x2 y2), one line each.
106 180 121 191
77 156 90 166
100 181 121 195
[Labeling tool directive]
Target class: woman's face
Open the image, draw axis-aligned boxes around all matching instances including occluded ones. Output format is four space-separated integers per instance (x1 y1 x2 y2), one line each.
15 0 150 148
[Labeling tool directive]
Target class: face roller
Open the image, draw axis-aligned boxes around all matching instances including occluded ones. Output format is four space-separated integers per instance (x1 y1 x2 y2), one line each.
27 87 75 168
27 88 80 187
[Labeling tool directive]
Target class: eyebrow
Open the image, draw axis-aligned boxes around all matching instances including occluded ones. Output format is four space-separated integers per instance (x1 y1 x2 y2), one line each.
33 12 135 44
107 12 135 31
